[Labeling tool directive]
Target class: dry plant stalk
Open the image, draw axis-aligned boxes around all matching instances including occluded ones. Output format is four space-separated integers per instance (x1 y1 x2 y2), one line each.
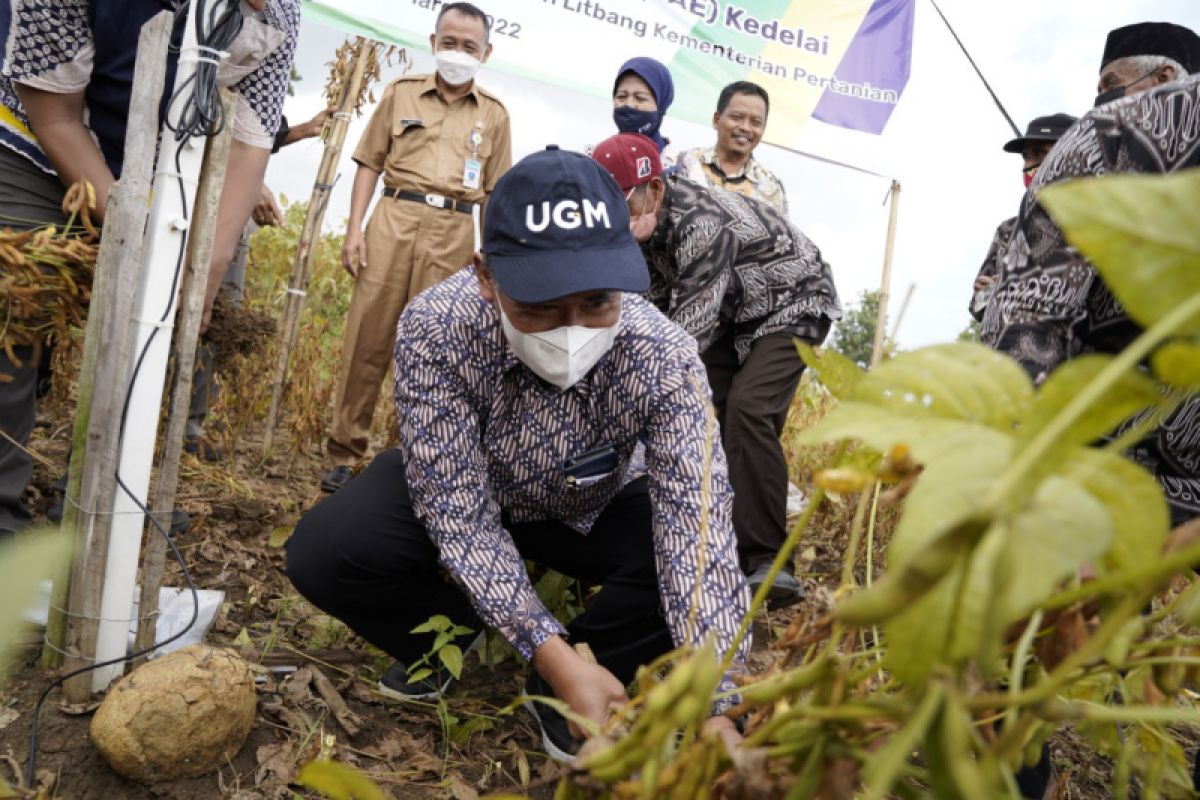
321 38 406 118
0 180 98 376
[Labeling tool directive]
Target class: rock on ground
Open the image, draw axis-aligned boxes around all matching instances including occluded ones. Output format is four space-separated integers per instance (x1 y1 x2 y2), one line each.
90 644 257 782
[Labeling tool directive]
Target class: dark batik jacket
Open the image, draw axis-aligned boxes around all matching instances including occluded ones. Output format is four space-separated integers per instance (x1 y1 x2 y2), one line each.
641 174 842 363
982 75 1200 525
969 216 1018 321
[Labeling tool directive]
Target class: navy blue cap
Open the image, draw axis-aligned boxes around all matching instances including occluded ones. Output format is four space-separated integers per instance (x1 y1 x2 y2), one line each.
483 146 650 303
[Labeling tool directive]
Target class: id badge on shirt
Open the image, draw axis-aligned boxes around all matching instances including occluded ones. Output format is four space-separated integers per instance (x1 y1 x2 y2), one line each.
463 157 482 190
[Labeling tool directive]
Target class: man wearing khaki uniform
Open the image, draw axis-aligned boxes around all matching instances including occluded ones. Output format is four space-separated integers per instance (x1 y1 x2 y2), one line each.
323 2 512 492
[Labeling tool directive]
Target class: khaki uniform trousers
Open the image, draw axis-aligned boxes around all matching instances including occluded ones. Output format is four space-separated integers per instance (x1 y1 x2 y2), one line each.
327 197 474 464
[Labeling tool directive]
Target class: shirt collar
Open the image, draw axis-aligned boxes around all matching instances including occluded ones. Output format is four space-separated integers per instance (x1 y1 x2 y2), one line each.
700 146 763 182
419 71 480 103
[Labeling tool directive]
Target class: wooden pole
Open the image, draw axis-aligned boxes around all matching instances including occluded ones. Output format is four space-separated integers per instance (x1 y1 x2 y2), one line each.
52 13 172 695
261 38 372 454
869 181 902 368
134 90 235 658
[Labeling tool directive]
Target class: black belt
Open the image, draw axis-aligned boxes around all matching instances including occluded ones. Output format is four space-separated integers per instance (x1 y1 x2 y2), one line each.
381 187 475 214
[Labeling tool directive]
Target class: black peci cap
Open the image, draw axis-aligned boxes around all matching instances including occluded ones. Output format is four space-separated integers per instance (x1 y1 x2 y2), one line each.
1101 21 1200 73
1002 113 1078 153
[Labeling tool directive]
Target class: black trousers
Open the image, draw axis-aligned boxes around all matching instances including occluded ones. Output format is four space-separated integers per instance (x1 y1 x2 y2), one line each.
285 448 674 685
0 147 69 535
0 346 36 534
703 332 807 573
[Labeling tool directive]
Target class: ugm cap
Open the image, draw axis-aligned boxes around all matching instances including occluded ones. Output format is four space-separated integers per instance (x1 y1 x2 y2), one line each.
483 146 650 303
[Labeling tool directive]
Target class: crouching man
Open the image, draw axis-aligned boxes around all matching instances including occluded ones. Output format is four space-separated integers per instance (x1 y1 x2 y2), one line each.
286 146 749 760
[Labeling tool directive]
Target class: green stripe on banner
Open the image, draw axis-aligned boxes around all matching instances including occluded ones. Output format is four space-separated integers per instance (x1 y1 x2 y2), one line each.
666 0 792 125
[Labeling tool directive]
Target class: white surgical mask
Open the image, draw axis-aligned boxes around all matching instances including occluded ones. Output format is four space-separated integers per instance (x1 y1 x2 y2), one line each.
435 49 481 86
499 306 621 391
626 186 660 242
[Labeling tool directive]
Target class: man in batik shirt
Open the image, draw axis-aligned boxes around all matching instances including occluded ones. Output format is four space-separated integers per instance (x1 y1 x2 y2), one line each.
676 81 788 216
982 67 1200 527
969 114 1075 321
287 147 749 763
594 132 841 604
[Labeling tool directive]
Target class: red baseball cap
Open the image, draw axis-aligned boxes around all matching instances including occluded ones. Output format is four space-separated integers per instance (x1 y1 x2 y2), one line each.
592 133 662 193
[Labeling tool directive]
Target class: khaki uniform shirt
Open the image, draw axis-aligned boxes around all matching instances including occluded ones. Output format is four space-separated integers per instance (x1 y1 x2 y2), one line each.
352 72 512 203
349 73 512 305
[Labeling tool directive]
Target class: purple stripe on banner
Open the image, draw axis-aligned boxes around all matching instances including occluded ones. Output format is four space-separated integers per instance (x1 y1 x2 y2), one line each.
812 0 915 135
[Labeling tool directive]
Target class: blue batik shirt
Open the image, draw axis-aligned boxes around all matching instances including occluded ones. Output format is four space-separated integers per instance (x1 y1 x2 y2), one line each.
393 270 751 698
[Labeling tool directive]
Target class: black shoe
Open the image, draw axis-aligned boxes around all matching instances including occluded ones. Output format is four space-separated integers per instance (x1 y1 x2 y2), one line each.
377 661 452 701
523 672 582 763
377 633 483 701
320 465 353 493
0 528 14 544
138 510 193 538
47 496 63 524
184 436 224 462
167 509 192 537
746 563 805 609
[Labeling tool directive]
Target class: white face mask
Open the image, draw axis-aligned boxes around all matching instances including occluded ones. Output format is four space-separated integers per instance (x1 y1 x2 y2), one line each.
435 49 482 86
499 306 621 391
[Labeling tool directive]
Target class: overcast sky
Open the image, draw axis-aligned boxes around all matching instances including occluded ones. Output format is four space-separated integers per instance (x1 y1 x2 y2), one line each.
264 1 1200 348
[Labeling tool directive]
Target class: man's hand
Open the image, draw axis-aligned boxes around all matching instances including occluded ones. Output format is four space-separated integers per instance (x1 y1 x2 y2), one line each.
342 227 367 278
973 274 995 292
296 108 331 141
701 715 742 753
533 637 627 739
252 184 284 227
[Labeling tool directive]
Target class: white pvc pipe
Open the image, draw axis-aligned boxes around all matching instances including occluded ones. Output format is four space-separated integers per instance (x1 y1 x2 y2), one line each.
91 1 217 690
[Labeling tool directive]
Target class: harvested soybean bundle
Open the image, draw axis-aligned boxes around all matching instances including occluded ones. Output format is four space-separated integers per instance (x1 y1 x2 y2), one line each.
321 38 405 118
0 180 98 372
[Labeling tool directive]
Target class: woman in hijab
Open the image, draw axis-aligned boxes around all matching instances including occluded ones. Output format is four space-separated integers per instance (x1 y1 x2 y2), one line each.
611 57 674 157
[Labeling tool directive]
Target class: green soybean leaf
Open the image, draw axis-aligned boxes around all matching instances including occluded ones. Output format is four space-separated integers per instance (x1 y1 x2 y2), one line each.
1017 355 1160 455
1000 476 1112 620
267 526 293 548
295 759 387 800
847 342 1034 430
438 644 463 679
1151 339 1200 388
0 528 71 663
1056 449 1168 574
796 401 1008 468
886 434 1011 566
795 342 864 399
1040 170 1200 335
410 614 452 634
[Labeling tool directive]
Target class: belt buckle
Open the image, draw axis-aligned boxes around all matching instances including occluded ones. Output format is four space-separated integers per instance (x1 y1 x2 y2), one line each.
425 193 447 209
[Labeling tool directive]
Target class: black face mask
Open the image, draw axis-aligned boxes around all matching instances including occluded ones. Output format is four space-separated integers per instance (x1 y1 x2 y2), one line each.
1094 69 1158 107
613 106 662 139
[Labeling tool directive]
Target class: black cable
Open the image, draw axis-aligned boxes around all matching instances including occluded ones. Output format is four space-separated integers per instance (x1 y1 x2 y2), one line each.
24 0 243 784
168 0 243 141
927 0 1022 137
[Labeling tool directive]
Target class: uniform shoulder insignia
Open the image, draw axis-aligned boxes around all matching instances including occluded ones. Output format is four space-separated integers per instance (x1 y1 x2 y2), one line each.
474 84 508 109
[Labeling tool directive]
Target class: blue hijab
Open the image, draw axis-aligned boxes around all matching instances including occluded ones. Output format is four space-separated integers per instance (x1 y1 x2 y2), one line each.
612 57 674 152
